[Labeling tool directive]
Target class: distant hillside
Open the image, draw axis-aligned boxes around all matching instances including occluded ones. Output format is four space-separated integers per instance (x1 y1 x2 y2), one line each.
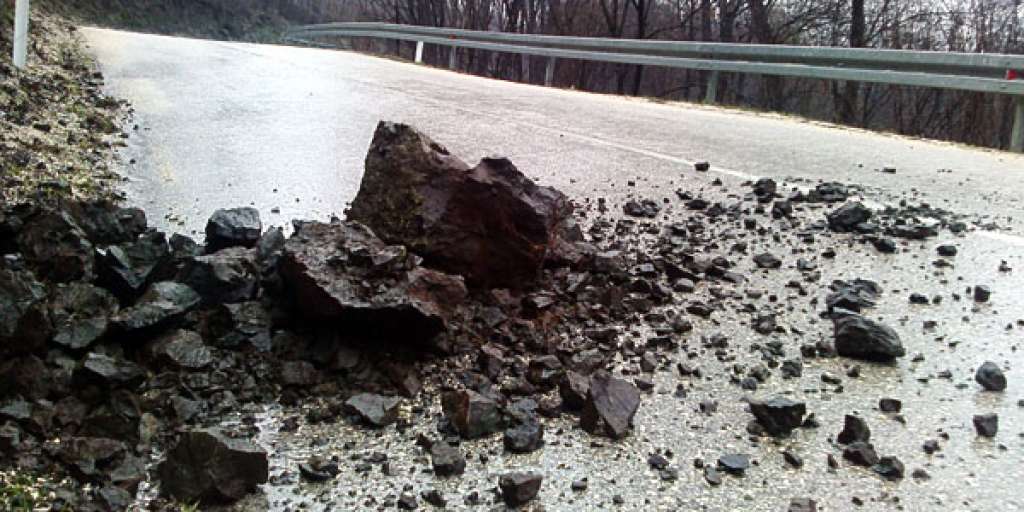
38 0 313 42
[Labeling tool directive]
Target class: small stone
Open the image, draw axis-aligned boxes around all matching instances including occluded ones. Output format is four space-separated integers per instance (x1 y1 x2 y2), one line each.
837 414 870 444
936 244 957 257
694 161 710 172
498 472 542 507
973 413 998 437
748 396 806 436
973 285 992 303
878 398 902 413
430 442 466 477
717 453 750 475
872 456 905 481
975 362 1007 391
843 441 879 466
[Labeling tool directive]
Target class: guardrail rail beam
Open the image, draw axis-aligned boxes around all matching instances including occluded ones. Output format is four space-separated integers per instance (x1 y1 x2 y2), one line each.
289 22 1024 153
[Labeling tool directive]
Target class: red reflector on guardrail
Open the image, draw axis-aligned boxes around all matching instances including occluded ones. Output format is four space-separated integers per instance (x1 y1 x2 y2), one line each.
1008 70 1020 80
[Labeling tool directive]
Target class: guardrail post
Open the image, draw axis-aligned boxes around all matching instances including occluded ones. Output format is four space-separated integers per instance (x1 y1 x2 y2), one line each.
448 48 457 70
1011 96 1024 153
704 71 720 104
414 41 424 64
544 57 556 87
13 0 30 69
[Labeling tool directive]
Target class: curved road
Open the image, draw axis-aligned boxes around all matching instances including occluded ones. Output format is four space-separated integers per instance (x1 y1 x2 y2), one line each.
84 28 1024 512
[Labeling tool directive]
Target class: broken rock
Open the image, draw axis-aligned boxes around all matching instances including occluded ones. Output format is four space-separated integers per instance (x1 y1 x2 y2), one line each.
205 207 262 252
280 220 466 343
157 429 268 504
347 122 572 288
975 361 1007 391
344 393 401 428
580 371 641 439
748 397 806 436
499 472 543 507
441 389 502 439
833 314 905 361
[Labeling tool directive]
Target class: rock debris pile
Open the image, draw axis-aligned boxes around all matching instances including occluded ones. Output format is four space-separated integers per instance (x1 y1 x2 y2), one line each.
0 122 1013 510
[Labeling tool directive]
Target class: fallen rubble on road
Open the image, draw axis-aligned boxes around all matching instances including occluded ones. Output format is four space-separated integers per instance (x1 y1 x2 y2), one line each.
0 121 1012 510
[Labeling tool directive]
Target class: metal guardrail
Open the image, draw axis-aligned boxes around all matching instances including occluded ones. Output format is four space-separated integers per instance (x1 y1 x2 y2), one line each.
289 22 1024 152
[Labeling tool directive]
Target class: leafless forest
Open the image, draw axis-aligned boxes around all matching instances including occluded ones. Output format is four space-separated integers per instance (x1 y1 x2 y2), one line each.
281 0 1024 150
62 1 1024 149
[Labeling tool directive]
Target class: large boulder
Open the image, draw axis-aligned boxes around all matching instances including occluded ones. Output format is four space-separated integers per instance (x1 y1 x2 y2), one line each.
157 429 268 504
204 208 262 252
833 314 905 361
95 231 172 303
580 372 641 439
279 220 466 343
347 122 573 288
112 281 201 335
17 210 95 283
176 247 259 305
49 283 119 351
0 267 51 355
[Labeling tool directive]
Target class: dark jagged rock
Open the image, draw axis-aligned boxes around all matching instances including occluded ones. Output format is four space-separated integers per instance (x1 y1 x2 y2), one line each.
837 414 871 444
157 429 268 504
973 413 998 437
95 230 171 302
748 397 806 436
973 285 992 303
201 301 272 351
752 178 777 199
975 361 1007 391
17 210 95 282
872 456 905 480
176 246 259 305
753 252 782 269
559 371 590 411
0 356 51 400
279 360 318 386
49 283 118 351
833 315 905 360
879 398 902 413
112 281 200 334
842 441 879 466
72 353 145 390
204 207 262 252
717 454 750 475
298 456 339 482
441 389 502 439
0 267 52 355
344 393 401 427
64 201 147 246
280 220 467 343
347 122 573 289
498 472 543 507
826 202 872 232
825 279 881 314
623 199 661 218
145 329 213 370
429 442 466 477
504 419 544 453
580 372 641 439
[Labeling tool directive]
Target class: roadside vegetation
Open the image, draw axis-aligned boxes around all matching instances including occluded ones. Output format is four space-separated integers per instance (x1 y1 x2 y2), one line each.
0 1 127 206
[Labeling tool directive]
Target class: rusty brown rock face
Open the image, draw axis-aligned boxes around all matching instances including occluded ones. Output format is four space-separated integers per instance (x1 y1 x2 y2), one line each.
347 121 573 289
279 219 467 343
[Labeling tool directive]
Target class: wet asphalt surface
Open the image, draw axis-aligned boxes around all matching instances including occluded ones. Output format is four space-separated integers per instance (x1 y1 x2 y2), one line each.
81 28 1024 511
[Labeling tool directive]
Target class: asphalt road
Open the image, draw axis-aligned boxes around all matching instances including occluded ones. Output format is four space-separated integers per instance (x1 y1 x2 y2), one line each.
82 28 1024 512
